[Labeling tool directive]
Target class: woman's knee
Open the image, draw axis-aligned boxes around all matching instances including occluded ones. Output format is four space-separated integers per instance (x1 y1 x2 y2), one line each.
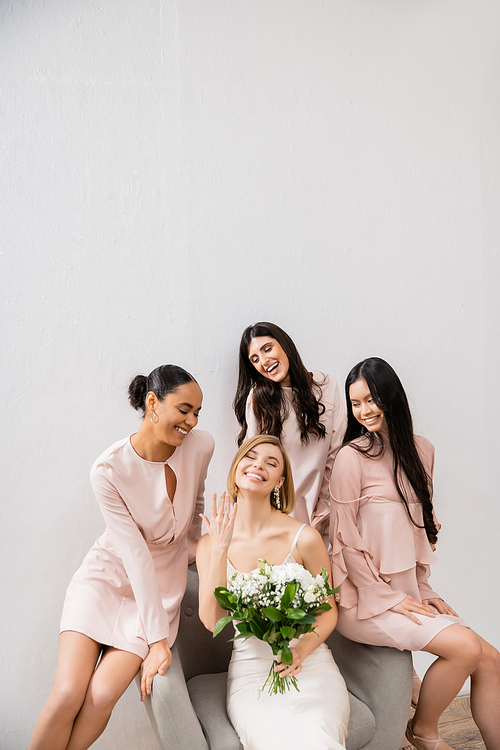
85 678 123 713
48 681 86 718
430 625 483 671
474 640 500 677
453 628 483 671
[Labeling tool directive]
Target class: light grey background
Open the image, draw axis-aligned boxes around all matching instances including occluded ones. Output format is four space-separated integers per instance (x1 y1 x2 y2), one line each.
2 1 499 748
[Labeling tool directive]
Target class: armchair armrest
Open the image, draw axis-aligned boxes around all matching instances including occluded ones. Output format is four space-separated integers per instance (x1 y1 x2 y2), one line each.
326 631 412 750
136 642 209 750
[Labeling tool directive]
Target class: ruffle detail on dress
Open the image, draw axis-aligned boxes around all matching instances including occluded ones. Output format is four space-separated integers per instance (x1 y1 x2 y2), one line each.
356 497 438 576
331 496 382 610
311 505 330 536
331 494 438 614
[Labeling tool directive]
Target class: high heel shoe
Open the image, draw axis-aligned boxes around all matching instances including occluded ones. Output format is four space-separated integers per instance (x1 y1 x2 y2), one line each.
405 721 454 750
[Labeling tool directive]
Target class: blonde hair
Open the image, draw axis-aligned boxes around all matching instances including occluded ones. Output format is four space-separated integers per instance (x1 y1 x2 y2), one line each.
227 435 295 514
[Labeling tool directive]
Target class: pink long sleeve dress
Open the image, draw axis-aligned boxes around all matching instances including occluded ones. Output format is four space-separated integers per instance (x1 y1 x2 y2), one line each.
329 434 465 650
245 372 346 543
60 429 214 659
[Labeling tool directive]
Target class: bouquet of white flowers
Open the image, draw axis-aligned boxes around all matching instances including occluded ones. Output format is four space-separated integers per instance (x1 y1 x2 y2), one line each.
213 559 338 695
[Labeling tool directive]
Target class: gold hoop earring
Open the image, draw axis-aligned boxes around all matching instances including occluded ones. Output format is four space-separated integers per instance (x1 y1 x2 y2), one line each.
273 486 281 510
150 411 159 424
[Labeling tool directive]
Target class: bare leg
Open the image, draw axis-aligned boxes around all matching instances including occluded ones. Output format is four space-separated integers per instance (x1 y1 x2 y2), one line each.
410 625 482 746
65 647 142 750
412 666 422 706
469 635 500 750
29 632 101 750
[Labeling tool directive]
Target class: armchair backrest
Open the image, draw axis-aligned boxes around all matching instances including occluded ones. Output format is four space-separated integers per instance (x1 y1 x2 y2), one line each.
176 564 234 683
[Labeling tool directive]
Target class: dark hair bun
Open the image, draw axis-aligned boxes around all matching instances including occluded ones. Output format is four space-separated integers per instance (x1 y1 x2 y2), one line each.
128 374 149 411
128 365 197 416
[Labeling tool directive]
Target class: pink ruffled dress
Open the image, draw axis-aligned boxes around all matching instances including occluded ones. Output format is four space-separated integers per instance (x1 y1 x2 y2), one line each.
245 372 346 544
60 429 214 659
329 435 465 650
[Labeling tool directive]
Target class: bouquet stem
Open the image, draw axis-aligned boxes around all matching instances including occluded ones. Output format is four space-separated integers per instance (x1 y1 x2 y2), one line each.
262 656 300 695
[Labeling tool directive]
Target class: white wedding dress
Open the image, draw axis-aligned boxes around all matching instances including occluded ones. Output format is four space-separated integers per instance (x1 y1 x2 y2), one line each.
226 525 350 750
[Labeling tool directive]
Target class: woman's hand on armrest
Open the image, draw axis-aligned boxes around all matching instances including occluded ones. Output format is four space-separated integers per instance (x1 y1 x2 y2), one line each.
140 638 172 701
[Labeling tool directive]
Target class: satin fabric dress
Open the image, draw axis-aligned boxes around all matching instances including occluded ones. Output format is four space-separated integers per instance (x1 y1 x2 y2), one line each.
329 435 465 650
60 430 214 659
226 526 350 750
245 372 346 544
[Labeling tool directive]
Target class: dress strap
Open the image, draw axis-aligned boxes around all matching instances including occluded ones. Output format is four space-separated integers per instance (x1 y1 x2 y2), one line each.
289 523 307 556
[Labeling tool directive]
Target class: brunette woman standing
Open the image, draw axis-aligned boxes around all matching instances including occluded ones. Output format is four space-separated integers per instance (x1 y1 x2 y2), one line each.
233 322 345 546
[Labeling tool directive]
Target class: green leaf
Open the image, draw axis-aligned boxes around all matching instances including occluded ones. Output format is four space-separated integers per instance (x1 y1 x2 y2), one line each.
249 620 265 639
286 608 307 619
264 625 279 644
280 625 296 640
297 625 313 635
314 602 332 613
262 606 283 622
213 615 233 637
233 632 252 641
253 612 268 631
298 614 317 624
236 622 252 635
280 646 293 664
280 581 298 608
213 587 234 610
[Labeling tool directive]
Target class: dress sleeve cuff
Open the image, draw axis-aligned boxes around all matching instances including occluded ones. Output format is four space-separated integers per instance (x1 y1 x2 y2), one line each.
357 583 406 620
147 627 170 646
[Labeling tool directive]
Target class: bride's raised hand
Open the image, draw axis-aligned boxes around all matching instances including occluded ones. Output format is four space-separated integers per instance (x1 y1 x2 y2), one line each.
200 491 237 551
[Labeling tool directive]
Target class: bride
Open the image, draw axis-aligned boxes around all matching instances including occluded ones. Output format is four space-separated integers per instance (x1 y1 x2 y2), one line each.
196 435 350 750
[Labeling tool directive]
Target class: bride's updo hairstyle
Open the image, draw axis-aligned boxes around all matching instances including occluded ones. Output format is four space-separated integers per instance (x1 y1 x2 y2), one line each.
128 364 197 417
227 435 295 514
344 357 439 545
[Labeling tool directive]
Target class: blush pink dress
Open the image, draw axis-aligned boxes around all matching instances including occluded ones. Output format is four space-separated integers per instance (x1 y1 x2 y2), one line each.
60 429 214 659
245 372 346 543
329 435 465 650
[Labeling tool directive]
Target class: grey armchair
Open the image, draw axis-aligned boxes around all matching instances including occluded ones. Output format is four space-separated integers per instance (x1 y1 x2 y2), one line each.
140 565 412 750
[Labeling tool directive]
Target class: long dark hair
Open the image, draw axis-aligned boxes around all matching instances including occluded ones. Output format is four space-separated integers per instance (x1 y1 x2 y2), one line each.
344 357 438 545
128 365 196 416
233 322 326 446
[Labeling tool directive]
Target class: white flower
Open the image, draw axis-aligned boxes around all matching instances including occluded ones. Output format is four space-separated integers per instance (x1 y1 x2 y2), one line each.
269 567 287 583
253 573 268 585
227 559 330 611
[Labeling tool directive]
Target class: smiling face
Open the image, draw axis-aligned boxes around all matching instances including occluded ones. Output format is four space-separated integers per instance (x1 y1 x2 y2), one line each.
234 442 285 497
149 380 203 447
349 378 388 437
247 336 291 387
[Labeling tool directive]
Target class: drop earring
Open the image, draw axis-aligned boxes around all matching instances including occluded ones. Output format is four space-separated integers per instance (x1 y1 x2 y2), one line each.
273 486 281 510
150 411 159 424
